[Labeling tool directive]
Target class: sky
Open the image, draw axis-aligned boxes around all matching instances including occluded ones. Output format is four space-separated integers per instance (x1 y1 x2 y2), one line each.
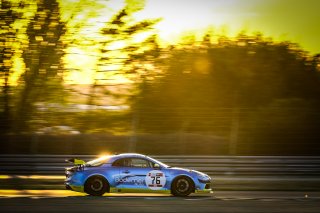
136 0 320 54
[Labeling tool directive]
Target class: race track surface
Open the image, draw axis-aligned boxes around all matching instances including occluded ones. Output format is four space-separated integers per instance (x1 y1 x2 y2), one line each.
1 190 320 213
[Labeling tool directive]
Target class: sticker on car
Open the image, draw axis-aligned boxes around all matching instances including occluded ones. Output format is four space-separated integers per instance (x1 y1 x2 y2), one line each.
145 170 166 190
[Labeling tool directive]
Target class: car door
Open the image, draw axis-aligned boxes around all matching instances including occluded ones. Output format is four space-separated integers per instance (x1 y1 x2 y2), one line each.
114 157 166 192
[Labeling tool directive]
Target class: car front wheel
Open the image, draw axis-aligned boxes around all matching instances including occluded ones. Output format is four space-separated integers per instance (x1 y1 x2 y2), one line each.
84 176 108 196
171 176 194 197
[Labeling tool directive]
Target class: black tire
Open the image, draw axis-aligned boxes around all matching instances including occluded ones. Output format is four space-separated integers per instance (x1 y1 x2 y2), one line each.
84 176 109 196
171 176 194 197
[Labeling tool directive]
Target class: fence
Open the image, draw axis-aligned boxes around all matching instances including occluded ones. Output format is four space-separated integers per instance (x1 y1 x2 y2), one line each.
1 155 320 176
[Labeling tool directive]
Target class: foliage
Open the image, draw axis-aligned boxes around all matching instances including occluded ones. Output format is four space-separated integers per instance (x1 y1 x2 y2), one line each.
132 33 320 153
11 0 66 133
0 0 26 133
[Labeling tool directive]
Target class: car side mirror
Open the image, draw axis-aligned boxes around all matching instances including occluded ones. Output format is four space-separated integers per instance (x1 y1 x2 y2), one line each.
154 163 161 169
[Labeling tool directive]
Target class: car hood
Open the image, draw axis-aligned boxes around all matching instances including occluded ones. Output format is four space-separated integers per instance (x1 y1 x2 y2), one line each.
169 167 192 172
168 167 203 174
168 167 211 179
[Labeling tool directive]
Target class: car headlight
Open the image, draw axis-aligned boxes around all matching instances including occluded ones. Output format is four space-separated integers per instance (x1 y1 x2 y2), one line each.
195 172 209 180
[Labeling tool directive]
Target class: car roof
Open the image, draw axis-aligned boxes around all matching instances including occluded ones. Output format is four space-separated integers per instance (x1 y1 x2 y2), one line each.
108 153 148 162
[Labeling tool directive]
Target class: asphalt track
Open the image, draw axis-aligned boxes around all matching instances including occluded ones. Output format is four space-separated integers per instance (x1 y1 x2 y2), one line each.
1 190 320 213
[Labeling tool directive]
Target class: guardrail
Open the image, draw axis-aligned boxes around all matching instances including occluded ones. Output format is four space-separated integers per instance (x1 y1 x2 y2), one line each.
1 155 320 176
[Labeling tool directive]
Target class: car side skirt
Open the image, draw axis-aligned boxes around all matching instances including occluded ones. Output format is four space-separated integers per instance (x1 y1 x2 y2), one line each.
109 187 171 194
66 185 212 195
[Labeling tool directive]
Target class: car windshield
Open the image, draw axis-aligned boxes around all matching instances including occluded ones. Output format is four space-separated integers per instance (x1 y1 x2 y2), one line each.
85 156 110 167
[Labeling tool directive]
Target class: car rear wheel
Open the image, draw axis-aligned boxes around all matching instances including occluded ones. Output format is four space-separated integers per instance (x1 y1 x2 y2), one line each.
171 176 194 197
84 176 108 196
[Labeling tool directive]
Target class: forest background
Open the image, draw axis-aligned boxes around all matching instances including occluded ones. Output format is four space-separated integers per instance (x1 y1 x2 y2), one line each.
1 0 320 155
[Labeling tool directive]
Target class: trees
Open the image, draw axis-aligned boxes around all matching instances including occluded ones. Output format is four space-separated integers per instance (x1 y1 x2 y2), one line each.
1 1 320 155
13 0 66 133
57 0 161 135
0 0 23 134
1 0 160 135
88 2 160 105
132 33 320 154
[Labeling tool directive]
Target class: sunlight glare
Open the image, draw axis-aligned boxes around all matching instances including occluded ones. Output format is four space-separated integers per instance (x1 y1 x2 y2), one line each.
134 0 232 44
61 0 233 85
64 47 97 84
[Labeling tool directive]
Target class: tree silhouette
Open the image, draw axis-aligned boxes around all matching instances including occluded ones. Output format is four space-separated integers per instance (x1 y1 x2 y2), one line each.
132 33 320 154
0 0 22 134
36 0 161 135
14 0 66 133
88 3 160 104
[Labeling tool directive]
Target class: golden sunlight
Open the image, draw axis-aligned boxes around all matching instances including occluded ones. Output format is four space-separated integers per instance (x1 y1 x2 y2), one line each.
60 0 227 85
136 0 228 43
63 47 97 84
7 0 320 86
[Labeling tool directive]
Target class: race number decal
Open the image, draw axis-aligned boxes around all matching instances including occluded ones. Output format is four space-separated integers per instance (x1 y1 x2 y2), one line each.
145 170 166 190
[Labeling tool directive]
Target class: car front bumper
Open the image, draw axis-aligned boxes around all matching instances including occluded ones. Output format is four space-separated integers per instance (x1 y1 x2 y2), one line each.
65 182 84 192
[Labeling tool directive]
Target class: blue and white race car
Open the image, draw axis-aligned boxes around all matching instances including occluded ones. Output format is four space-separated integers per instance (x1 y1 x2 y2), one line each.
65 153 212 196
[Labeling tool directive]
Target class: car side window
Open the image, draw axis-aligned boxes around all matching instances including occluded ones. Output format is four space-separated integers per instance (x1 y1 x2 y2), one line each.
112 158 152 168
130 158 151 168
112 158 128 167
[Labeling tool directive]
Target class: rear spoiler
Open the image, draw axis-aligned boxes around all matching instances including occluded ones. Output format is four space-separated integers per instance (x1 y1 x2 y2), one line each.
65 158 86 165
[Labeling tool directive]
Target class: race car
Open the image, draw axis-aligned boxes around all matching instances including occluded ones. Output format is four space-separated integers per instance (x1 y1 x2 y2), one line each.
65 153 212 196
